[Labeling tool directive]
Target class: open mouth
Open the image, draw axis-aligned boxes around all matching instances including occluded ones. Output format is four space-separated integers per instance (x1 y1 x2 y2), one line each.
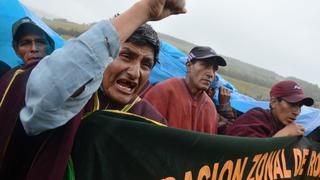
115 79 137 94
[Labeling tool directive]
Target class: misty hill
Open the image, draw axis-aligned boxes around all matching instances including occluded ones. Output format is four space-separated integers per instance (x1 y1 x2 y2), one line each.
43 18 320 105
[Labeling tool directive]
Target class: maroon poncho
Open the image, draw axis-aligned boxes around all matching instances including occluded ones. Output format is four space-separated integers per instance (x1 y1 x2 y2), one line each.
144 78 218 134
225 107 284 138
0 62 83 180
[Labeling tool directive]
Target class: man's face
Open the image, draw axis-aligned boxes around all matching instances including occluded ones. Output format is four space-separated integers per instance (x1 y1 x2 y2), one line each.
15 34 50 64
187 60 217 92
271 97 302 125
102 42 154 104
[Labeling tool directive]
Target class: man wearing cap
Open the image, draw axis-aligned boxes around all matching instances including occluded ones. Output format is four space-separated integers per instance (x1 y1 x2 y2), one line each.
225 80 314 138
206 82 237 134
144 46 234 134
0 16 54 92
0 17 55 179
0 17 55 100
12 17 55 65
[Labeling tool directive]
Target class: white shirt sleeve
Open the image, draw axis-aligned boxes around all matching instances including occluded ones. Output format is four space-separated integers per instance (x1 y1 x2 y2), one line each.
20 20 120 135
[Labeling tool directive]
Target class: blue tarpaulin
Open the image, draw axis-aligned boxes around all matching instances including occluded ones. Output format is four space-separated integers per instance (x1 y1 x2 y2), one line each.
1 0 319 135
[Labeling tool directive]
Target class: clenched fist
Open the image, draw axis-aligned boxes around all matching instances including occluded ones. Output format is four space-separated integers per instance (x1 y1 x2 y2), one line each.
143 0 187 21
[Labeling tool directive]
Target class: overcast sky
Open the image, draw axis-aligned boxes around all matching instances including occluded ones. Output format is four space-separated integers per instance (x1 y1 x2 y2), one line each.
21 0 320 86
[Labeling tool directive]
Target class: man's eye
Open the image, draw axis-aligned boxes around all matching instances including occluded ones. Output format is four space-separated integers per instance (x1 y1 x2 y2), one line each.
120 53 130 60
18 41 29 46
143 63 151 68
142 61 153 70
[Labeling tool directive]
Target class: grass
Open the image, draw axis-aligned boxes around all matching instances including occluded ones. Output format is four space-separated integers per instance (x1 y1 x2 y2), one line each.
221 75 270 101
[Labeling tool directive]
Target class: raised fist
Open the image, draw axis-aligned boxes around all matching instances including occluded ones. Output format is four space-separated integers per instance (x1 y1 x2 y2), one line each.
143 0 186 21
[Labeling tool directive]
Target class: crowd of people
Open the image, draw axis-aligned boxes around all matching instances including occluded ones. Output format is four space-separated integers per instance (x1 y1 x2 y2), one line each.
0 0 318 179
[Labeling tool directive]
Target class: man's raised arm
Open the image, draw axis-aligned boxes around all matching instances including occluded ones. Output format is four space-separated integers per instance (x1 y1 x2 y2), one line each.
20 0 186 135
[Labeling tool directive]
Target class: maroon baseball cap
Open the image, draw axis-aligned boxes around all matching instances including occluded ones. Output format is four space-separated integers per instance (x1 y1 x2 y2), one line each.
270 80 314 106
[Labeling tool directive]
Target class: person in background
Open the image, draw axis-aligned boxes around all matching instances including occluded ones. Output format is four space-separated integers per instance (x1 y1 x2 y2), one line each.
0 17 54 88
225 80 314 138
206 83 236 134
144 46 235 134
12 17 55 65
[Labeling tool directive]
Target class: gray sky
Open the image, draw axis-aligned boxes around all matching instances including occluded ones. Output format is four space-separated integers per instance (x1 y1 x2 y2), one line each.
21 0 320 86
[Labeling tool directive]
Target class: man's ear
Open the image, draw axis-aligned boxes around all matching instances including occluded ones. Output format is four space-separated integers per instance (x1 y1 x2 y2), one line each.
186 61 194 68
186 61 192 72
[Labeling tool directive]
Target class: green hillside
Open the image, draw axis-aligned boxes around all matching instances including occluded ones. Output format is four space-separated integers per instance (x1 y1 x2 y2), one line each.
43 18 91 39
43 18 320 106
222 75 270 100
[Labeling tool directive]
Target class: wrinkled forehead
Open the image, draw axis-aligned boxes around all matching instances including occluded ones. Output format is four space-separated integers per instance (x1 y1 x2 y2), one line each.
120 42 155 60
192 59 219 67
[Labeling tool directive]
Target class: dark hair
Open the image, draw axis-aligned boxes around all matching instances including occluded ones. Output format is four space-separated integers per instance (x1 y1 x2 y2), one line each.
126 24 160 65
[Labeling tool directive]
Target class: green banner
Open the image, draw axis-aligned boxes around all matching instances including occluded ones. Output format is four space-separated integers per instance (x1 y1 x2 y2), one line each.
71 110 320 180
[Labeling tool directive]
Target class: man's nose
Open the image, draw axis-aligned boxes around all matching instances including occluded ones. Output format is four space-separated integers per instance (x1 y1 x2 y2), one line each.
206 68 214 79
127 62 140 79
292 106 301 116
30 41 39 52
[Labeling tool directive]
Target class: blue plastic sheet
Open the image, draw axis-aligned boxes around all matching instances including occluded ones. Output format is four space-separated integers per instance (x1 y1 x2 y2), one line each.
150 42 187 83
